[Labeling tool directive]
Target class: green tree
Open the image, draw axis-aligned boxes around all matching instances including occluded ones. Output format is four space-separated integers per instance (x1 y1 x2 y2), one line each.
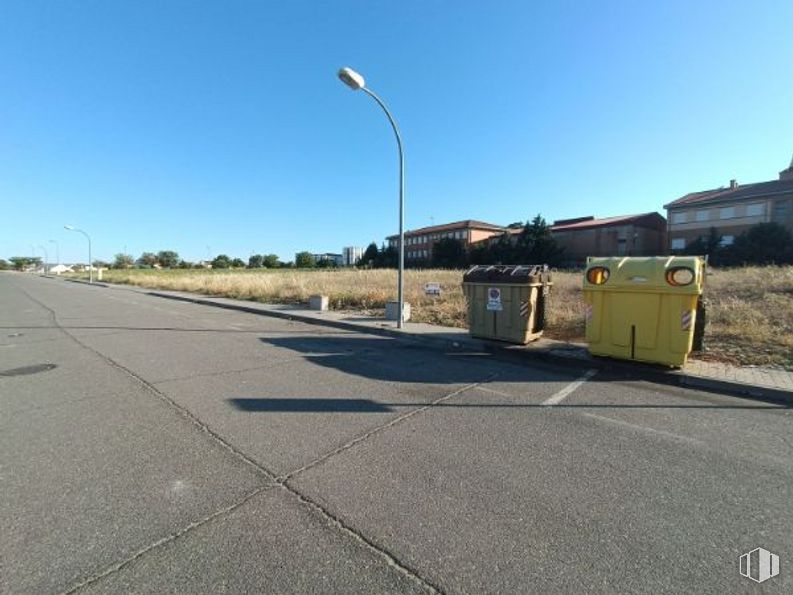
515 215 564 265
295 252 316 268
113 253 134 269
490 232 516 264
358 243 379 267
374 244 398 268
211 254 232 269
721 222 793 265
9 256 41 270
468 242 491 265
248 254 264 268
157 250 180 268
432 238 467 268
262 254 280 268
137 252 158 267
0 259 9 270
682 227 722 259
177 260 194 269
231 258 246 268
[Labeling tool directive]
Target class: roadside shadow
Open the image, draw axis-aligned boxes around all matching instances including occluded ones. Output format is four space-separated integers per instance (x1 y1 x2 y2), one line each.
258 335 572 385
227 397 788 413
229 398 393 413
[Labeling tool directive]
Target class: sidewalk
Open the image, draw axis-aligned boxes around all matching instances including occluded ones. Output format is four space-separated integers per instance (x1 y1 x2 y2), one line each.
124 286 793 404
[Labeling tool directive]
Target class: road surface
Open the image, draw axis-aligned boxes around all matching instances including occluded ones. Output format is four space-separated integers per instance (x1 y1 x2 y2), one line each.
1 274 791 593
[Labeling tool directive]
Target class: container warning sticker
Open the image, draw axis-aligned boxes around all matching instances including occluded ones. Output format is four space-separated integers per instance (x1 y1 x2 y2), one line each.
486 287 503 311
681 310 693 331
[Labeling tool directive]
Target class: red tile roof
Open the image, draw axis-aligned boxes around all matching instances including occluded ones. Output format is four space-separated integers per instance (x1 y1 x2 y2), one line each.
387 219 504 239
551 212 665 232
664 178 793 209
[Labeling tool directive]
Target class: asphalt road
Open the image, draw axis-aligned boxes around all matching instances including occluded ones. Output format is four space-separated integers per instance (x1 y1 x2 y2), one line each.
1 273 791 594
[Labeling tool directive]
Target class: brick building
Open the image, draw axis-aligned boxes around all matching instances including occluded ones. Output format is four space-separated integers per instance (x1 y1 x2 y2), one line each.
473 213 667 265
664 156 793 251
386 220 505 263
550 213 667 265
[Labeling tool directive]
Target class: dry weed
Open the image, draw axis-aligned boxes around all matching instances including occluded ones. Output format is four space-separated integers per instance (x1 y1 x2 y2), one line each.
96 265 793 369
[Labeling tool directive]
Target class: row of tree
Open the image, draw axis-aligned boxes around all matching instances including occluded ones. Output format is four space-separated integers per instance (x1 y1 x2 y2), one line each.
5 221 790 272
1 257 43 271
678 222 793 265
108 251 287 270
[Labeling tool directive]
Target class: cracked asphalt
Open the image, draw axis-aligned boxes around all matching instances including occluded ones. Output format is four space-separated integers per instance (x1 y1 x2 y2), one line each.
1 274 791 593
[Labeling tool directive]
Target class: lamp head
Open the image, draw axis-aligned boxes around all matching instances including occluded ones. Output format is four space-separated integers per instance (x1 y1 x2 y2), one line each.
338 67 365 91
64 225 74 230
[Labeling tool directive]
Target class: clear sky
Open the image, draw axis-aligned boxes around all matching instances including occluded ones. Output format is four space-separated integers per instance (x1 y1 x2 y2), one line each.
2 0 792 264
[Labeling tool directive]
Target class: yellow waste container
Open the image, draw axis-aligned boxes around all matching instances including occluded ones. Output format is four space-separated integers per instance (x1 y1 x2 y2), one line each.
463 265 552 344
583 256 706 367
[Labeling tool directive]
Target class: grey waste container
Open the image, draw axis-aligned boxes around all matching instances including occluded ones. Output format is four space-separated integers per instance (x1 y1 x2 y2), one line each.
462 265 552 344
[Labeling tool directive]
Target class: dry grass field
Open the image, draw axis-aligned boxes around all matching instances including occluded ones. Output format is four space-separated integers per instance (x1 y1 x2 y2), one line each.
94 266 793 369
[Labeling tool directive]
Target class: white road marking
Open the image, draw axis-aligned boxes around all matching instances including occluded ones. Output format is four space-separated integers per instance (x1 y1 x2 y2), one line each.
580 412 703 445
542 369 598 406
475 385 513 398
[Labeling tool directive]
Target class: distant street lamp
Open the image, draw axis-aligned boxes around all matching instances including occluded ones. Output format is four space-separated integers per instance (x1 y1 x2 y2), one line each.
37 244 49 275
337 66 406 328
49 239 60 265
64 225 93 283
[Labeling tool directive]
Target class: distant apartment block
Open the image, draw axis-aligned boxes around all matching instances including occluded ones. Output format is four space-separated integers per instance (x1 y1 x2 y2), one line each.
311 253 344 267
664 156 793 251
343 246 364 266
386 220 505 262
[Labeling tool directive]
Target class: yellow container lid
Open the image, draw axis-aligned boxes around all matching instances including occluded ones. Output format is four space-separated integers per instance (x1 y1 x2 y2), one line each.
584 256 704 294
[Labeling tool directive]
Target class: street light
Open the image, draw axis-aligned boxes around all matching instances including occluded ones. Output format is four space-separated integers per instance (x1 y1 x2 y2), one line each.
64 225 93 283
337 66 406 328
49 239 60 266
37 244 49 275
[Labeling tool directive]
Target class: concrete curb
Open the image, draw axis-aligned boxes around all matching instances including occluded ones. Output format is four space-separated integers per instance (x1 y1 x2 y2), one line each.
63 278 109 288
144 290 793 407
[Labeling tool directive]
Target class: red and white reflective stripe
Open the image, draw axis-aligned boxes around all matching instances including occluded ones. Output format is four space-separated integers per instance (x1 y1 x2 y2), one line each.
585 304 593 323
519 300 529 317
681 310 693 331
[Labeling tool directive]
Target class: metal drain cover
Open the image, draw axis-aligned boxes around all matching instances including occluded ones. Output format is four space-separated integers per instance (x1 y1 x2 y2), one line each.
0 363 57 377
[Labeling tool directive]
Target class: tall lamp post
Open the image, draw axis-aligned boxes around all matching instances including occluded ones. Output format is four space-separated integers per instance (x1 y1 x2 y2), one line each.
37 244 49 275
49 239 60 266
64 225 93 283
337 67 406 328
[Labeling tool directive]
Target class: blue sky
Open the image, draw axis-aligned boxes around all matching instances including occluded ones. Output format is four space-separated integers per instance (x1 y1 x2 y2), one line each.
1 0 792 263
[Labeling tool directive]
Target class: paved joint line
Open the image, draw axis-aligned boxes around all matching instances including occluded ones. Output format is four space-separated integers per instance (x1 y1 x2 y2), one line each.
542 368 598 406
279 375 499 482
28 280 442 594
151 355 312 386
16 285 280 483
278 484 441 594
63 485 275 593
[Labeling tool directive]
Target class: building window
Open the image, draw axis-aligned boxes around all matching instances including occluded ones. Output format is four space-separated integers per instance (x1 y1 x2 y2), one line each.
719 235 734 246
773 200 790 218
746 203 764 217
696 210 709 222
672 212 687 224
720 207 735 219
671 238 685 250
